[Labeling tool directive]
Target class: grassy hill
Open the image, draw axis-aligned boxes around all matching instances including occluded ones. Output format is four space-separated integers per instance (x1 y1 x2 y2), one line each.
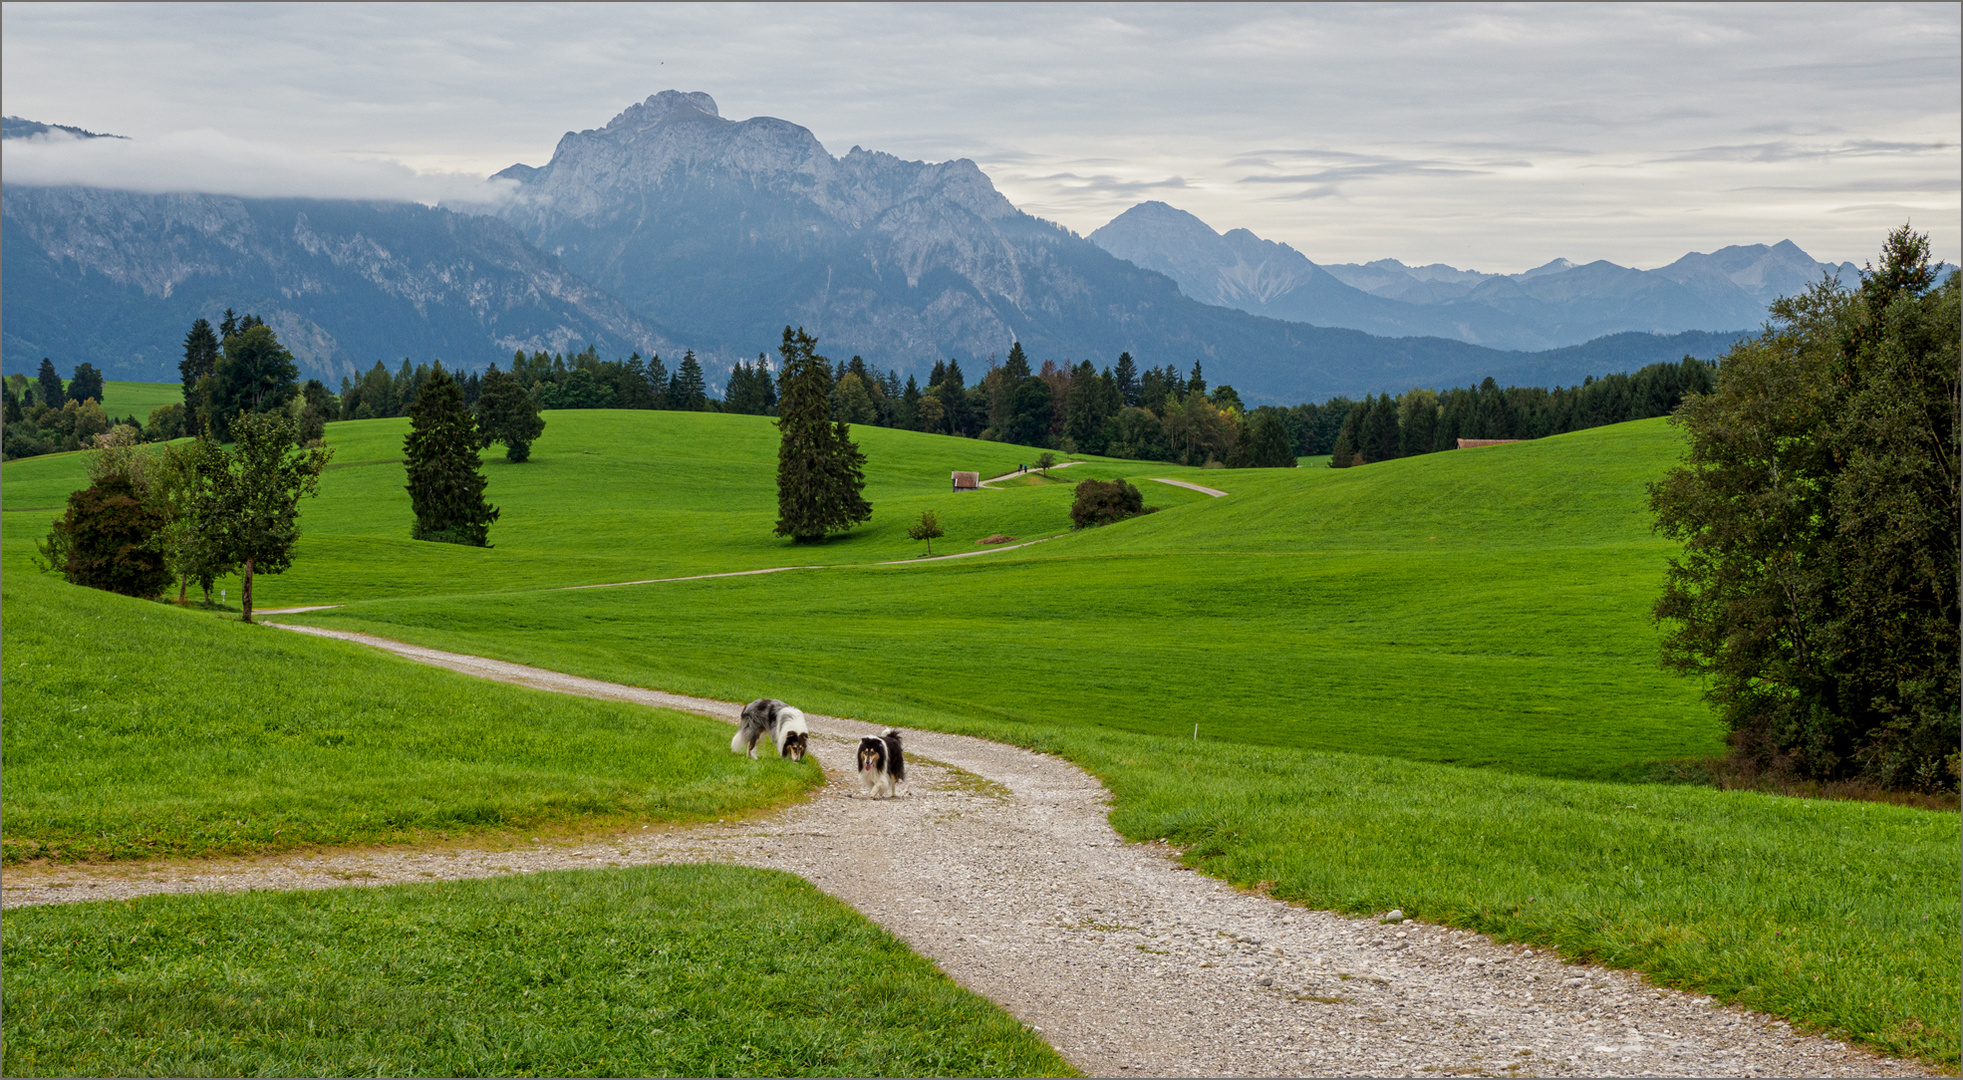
4 398 1957 1066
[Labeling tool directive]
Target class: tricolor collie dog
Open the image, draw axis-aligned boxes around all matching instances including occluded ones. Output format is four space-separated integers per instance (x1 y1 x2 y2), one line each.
857 729 907 798
733 698 809 761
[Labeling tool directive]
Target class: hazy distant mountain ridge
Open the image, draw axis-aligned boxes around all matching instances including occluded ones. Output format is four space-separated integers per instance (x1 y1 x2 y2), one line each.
1090 200 1861 350
1 185 674 383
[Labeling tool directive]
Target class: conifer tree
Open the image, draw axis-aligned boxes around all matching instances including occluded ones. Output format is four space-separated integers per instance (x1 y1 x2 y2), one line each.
36 358 63 410
180 319 220 411
674 351 709 410
1114 351 1139 407
404 368 498 546
775 327 871 542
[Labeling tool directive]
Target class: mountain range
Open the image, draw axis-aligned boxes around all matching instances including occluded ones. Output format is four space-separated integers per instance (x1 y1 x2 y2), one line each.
2 94 1798 403
1087 201 1861 352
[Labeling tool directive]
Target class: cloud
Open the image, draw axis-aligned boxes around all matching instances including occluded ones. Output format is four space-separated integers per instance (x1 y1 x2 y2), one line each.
1659 138 1952 164
1 129 515 206
1018 171 1192 196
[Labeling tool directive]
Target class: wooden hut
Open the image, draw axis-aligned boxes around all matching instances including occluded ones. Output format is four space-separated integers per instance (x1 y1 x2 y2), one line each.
951 471 980 491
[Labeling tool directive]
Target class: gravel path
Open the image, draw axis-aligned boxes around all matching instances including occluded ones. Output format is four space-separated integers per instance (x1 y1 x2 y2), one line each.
1150 477 1229 497
4 627 1926 1078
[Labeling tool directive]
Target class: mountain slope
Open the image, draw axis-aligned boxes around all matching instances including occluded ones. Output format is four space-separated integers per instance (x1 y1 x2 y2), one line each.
1 186 676 384
493 92 1730 401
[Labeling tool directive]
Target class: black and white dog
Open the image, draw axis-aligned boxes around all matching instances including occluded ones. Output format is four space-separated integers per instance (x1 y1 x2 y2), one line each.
857 729 907 798
733 698 809 761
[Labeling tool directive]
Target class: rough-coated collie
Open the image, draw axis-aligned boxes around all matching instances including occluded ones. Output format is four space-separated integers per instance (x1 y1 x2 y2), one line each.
857 729 907 798
733 698 809 761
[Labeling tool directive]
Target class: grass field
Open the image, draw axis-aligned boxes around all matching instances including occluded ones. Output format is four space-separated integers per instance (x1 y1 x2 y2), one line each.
1 570 818 863
100 381 187 421
4 396 1958 1067
1 864 1073 1078
1 406 1213 602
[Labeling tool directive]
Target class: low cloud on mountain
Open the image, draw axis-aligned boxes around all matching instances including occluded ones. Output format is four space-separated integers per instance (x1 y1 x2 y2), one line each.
2 128 516 207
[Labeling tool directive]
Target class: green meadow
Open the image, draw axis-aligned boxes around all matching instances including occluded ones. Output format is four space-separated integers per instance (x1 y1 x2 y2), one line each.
4 388 1957 1067
2 865 1072 1078
1 569 818 863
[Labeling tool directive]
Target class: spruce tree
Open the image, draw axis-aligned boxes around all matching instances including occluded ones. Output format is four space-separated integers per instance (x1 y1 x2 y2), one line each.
181 319 220 411
36 358 63 410
775 327 870 541
674 351 708 410
1114 352 1139 407
404 368 498 546
67 362 105 405
208 325 299 439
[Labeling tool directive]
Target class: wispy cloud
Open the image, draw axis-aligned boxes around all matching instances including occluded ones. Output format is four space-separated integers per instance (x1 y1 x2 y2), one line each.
1660 139 1951 164
2 129 515 205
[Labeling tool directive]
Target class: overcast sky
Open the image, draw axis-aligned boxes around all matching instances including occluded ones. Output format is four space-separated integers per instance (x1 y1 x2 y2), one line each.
4 2 1957 271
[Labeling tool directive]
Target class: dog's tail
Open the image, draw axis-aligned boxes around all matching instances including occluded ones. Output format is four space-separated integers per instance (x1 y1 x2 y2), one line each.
731 728 748 756
882 729 905 783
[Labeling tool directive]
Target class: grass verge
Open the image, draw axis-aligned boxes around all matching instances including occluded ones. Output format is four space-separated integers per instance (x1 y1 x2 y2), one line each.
1 572 818 863
0 864 1074 1077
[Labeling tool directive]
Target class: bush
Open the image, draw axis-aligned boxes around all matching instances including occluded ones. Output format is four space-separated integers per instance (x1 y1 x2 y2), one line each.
43 475 172 598
1070 478 1156 529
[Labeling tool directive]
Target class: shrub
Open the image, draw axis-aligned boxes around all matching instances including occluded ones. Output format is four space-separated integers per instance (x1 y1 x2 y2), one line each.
1070 478 1156 529
43 475 172 598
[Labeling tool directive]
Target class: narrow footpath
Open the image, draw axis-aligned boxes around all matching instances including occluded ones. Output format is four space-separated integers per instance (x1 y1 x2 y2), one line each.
2 627 1926 1078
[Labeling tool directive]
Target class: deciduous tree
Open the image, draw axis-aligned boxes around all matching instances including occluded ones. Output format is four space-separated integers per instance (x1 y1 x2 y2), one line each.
476 365 546 462
198 411 332 622
1650 226 1960 791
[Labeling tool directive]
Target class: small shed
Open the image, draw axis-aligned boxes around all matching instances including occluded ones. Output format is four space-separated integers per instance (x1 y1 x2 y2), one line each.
951 471 980 491
1456 438 1522 449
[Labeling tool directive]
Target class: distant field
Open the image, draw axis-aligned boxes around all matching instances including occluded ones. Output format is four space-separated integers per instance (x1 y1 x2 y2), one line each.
2 865 1073 1078
2 571 817 864
99 380 183 420
0 409 1212 601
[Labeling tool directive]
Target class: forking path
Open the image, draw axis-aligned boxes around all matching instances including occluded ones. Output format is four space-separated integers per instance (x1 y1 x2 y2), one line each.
2 624 1925 1078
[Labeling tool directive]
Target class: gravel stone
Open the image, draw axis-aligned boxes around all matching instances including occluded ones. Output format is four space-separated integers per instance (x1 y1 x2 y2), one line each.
3 625 1932 1078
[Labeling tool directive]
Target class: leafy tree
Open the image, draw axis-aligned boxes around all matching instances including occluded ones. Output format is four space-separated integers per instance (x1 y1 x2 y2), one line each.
67 362 105 405
147 403 189 442
1245 409 1297 467
1161 391 1235 466
913 391 946 434
208 324 299 439
404 368 498 547
197 411 332 622
298 379 337 444
476 365 546 462
1070 478 1153 529
1650 226 1959 791
1103 406 1165 460
1035 451 1058 475
149 438 228 602
832 372 878 424
180 318 220 412
906 509 946 555
36 358 64 410
774 327 871 542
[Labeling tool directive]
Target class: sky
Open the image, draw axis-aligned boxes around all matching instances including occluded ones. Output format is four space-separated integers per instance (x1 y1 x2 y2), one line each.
3 2 1957 272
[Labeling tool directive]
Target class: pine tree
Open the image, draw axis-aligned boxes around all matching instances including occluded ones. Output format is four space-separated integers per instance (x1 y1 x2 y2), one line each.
1114 351 1139 407
36 358 64 410
219 308 240 340
404 369 498 546
476 365 545 462
1330 401 1362 468
1246 409 1297 467
674 351 709 410
775 327 870 541
181 319 220 411
208 325 300 439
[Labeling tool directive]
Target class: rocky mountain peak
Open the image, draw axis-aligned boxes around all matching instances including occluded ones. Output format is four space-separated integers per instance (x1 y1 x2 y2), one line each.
605 90 722 130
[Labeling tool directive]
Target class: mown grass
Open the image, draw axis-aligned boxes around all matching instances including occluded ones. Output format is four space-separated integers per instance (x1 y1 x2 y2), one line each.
1 864 1074 1078
0 571 818 863
0 408 1212 602
264 417 1959 1066
100 381 187 421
